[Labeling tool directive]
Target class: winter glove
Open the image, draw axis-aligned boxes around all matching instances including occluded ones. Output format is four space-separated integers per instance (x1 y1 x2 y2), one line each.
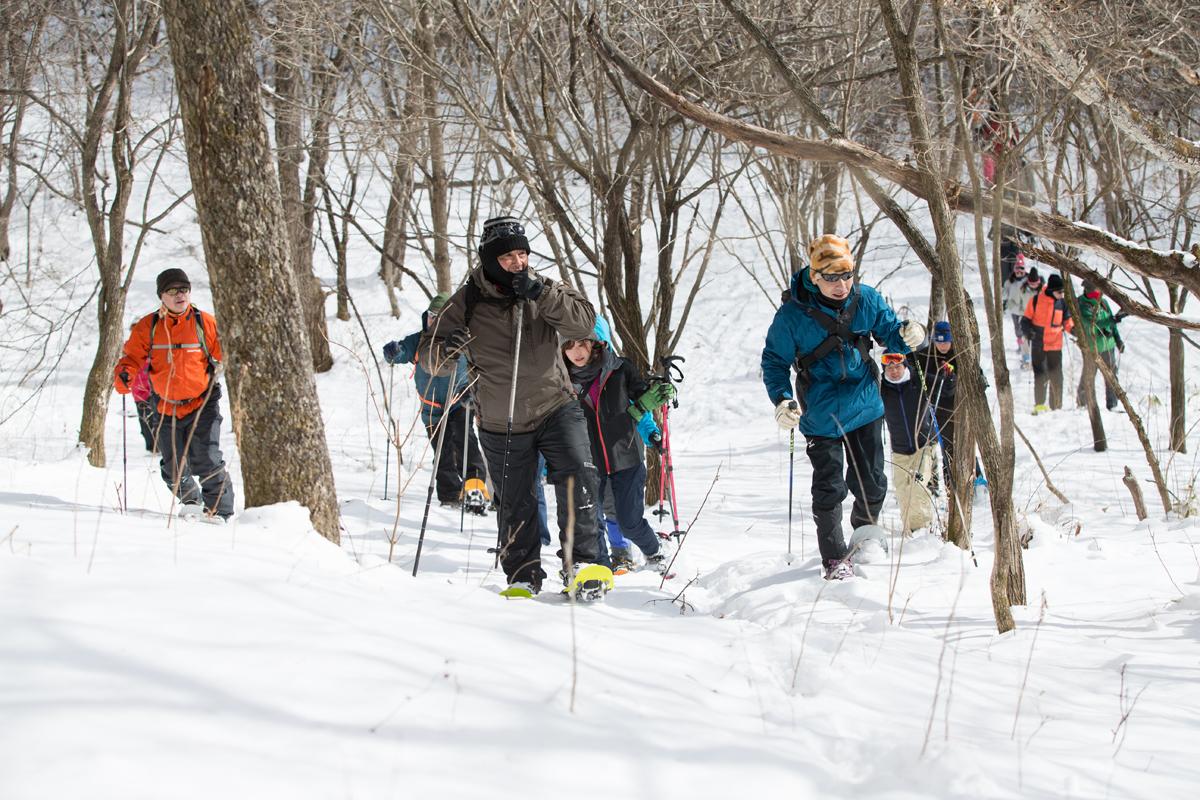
441 328 470 356
510 271 545 301
900 320 926 349
635 411 663 451
115 370 132 394
630 382 677 417
382 340 412 365
774 399 801 430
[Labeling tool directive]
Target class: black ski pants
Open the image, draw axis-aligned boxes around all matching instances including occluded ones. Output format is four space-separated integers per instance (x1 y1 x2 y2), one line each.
478 402 600 589
157 384 235 518
135 394 159 453
804 417 886 564
429 405 485 503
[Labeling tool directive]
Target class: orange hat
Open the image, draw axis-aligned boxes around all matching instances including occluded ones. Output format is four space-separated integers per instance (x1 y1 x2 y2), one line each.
808 234 855 274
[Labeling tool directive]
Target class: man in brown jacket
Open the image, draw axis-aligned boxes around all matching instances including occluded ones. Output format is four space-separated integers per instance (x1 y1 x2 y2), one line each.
419 216 600 595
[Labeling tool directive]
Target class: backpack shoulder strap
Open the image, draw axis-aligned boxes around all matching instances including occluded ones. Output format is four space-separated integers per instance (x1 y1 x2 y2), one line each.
191 307 216 374
795 291 865 371
462 281 482 329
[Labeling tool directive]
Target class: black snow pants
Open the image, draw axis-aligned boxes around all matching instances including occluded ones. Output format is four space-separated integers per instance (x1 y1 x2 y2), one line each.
429 405 485 504
804 417 887 564
158 383 235 518
478 402 600 589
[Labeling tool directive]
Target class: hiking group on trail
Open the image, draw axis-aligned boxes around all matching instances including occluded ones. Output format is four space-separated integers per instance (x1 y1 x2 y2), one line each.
113 211 1126 595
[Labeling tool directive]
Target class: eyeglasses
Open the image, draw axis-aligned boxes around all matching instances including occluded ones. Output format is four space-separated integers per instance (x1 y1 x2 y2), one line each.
880 353 906 366
164 287 190 297
816 271 855 284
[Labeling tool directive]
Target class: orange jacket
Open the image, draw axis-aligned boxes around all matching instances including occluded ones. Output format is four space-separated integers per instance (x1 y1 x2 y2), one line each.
1022 291 1073 351
114 305 222 418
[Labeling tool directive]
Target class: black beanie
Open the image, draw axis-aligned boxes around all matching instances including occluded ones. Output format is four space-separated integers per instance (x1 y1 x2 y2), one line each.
1046 273 1063 293
156 268 190 296
477 216 530 291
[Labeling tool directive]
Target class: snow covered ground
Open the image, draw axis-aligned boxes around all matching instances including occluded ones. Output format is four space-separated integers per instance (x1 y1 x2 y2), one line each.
3 181 1200 799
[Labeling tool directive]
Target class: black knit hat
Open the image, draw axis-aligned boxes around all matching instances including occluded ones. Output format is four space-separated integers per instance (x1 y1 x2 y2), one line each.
156 268 190 296
1046 273 1064 293
478 216 530 262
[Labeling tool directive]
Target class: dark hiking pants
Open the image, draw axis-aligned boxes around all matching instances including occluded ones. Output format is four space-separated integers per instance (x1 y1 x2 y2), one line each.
479 402 600 589
597 461 661 559
430 405 485 503
157 384 235 518
804 417 887 564
1031 342 1064 409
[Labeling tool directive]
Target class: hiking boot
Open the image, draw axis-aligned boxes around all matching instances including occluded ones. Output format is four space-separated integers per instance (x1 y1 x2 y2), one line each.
823 558 854 581
610 546 635 574
645 535 676 574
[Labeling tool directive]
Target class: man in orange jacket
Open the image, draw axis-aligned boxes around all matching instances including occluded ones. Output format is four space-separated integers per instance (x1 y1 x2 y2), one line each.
114 268 235 519
1021 273 1074 414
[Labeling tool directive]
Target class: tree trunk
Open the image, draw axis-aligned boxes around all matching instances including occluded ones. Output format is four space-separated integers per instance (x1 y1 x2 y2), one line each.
273 8 333 373
162 0 341 543
1063 282 1107 451
1168 288 1187 453
880 0 1023 631
418 1 452 293
77 1 157 468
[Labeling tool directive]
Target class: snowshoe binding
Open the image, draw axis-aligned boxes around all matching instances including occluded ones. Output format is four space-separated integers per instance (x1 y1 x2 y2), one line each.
462 478 490 516
561 564 614 602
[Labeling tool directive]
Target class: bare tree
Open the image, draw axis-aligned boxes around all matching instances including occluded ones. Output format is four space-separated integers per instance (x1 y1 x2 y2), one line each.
161 0 341 543
70 1 175 467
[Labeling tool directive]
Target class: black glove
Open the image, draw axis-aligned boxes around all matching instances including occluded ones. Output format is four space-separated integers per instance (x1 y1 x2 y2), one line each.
382 340 411 365
117 370 131 392
510 271 544 301
443 328 470 355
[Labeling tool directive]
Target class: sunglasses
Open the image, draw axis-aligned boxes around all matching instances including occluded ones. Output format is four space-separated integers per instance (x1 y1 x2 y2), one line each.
164 287 190 297
816 271 855 284
880 353 906 366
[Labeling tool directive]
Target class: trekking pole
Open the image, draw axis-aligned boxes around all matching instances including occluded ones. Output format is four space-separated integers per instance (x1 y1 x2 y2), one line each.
383 363 395 501
786 401 798 562
121 394 128 514
412 408 451 577
459 403 470 533
661 403 683 538
490 302 524 568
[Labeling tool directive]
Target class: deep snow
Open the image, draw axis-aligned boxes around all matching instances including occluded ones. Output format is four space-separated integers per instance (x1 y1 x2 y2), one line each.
2 167 1200 799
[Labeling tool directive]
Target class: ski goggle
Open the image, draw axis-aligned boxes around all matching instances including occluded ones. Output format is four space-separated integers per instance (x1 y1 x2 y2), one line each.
480 219 525 246
880 353 906 366
816 270 855 284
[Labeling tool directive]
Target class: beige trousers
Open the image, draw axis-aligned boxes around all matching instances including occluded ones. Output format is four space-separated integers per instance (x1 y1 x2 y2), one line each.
891 446 936 534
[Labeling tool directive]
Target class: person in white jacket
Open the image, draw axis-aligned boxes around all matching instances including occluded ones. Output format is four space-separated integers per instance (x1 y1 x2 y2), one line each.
1002 259 1040 367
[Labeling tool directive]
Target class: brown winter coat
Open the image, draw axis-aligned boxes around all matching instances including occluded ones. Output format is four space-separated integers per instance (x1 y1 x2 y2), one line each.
418 268 595 434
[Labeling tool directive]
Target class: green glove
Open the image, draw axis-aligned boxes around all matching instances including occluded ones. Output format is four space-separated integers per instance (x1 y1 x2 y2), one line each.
629 383 677 418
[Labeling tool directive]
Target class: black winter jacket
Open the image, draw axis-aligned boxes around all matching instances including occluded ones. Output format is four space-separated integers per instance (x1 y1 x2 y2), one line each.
571 347 651 475
880 365 934 455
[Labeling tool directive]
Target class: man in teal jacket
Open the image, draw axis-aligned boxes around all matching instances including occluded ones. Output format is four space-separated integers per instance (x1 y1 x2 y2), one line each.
761 235 924 580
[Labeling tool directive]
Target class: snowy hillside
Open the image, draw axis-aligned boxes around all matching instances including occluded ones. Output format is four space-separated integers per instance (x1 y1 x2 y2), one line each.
3 166 1200 799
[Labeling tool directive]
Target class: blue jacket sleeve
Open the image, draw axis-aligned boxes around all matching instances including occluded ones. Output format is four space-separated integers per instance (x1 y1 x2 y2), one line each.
761 308 797 406
399 331 422 364
863 286 910 354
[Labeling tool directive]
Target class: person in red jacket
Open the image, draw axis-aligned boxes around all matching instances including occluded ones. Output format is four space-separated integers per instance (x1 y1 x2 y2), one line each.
1021 273 1074 414
114 268 235 519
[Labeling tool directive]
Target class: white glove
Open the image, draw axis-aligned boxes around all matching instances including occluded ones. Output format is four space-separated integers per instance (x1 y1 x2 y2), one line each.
900 320 926 349
774 399 801 430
